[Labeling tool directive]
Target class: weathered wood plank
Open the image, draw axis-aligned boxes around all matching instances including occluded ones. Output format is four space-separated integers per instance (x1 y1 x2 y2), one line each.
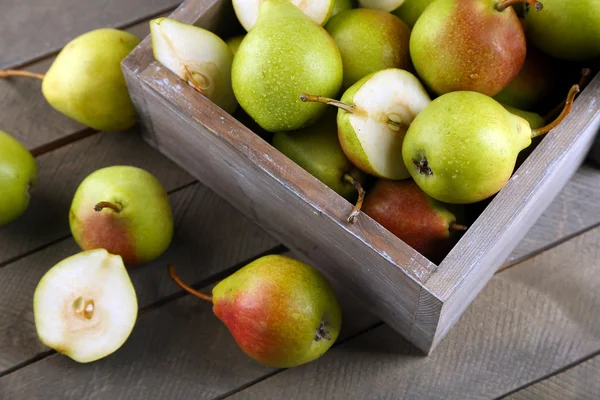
504 355 600 400
0 182 279 373
225 224 600 400
0 249 376 399
0 0 180 70
0 13 168 150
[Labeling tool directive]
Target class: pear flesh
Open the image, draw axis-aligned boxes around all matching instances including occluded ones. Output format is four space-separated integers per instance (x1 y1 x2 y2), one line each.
233 0 335 31
358 0 406 12
151 18 237 114
33 249 138 363
339 68 431 180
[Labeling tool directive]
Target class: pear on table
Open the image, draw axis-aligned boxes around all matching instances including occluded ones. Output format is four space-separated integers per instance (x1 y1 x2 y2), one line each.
33 249 138 363
169 254 342 368
325 8 411 89
232 0 343 132
301 68 431 180
0 29 141 131
233 0 335 31
409 0 543 97
151 18 237 114
0 131 38 226
362 179 466 263
402 85 580 204
69 166 174 267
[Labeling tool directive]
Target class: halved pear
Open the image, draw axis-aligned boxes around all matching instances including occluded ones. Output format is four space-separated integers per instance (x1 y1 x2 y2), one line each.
150 17 237 114
33 249 138 363
302 68 431 180
358 0 406 12
233 0 335 31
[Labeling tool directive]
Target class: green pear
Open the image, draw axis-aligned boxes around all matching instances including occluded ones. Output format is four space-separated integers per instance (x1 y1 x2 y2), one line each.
362 179 466 263
525 0 600 61
271 110 367 217
34 249 138 363
392 0 435 28
69 166 174 266
331 0 356 17
232 0 343 132
0 29 141 131
358 0 407 12
409 0 542 97
402 86 579 204
169 254 342 368
233 0 335 31
151 18 237 114
226 35 245 56
0 130 37 226
301 68 431 180
325 9 411 89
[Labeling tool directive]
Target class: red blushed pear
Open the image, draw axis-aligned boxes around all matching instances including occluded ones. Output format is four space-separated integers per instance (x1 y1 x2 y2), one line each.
409 0 544 97
362 179 466 264
168 254 342 368
69 166 174 266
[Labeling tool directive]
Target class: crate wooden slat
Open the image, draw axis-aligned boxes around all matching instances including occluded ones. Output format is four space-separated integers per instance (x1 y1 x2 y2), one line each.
122 0 600 353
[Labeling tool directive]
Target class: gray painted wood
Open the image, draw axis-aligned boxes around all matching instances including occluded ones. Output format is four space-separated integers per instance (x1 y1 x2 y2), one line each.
227 225 600 400
0 129 195 267
505 356 600 400
0 0 180 69
0 183 279 373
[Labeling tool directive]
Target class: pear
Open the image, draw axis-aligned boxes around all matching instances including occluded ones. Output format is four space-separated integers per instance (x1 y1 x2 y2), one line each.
69 166 174 266
409 0 543 97
358 0 406 12
502 104 545 130
168 254 342 368
325 9 411 89
233 0 335 31
0 130 38 226
362 179 466 263
232 0 343 133
301 68 431 180
34 249 138 363
226 35 245 56
0 29 141 131
392 0 435 28
402 85 579 204
525 0 600 61
272 110 367 222
150 18 237 114
331 0 356 17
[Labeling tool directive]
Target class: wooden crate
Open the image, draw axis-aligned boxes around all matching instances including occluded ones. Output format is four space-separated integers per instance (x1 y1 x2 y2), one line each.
122 0 600 354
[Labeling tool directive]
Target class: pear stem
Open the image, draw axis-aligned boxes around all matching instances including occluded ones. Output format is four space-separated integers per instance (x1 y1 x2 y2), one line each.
168 264 213 303
544 68 591 122
300 93 355 114
496 0 543 12
343 174 365 224
0 69 45 80
94 201 122 213
531 84 580 138
449 222 468 232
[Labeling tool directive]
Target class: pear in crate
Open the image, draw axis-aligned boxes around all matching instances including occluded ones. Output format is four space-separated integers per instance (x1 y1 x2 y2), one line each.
325 8 411 89
233 0 335 31
362 179 466 263
525 0 600 61
34 249 138 363
0 29 141 131
402 85 580 204
409 0 543 97
69 166 174 266
392 0 435 27
232 0 343 132
301 68 431 180
169 254 342 368
151 18 237 114
0 130 37 226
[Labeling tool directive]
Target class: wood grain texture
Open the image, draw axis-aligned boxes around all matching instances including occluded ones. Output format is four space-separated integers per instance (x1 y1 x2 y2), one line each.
0 0 180 69
0 129 194 267
0 13 169 150
227 225 600 400
505 356 600 400
0 182 278 373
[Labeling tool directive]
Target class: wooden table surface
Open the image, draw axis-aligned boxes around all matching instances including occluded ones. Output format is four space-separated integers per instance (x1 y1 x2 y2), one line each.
1 1 599 399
